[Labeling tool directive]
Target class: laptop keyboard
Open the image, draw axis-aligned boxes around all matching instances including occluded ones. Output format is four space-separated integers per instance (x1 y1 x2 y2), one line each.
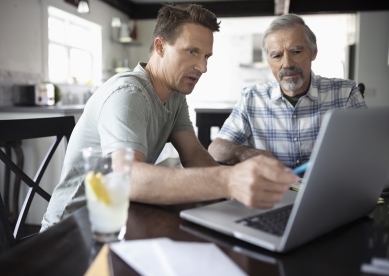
236 205 293 236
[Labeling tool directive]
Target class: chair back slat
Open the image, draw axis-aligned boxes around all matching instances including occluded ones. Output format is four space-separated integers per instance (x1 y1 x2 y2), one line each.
0 150 36 188
0 117 75 141
14 188 34 240
0 116 75 247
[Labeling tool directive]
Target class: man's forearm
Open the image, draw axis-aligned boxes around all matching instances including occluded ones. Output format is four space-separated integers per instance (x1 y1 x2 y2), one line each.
169 131 219 168
180 146 219 168
130 162 228 204
208 138 248 165
130 155 299 209
209 138 274 165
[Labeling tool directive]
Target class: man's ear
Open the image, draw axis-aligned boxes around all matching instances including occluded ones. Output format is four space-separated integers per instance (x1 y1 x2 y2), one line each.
311 49 318 61
154 37 164 57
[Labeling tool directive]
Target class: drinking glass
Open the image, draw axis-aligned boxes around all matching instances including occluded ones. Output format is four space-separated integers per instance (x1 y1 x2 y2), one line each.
82 147 134 243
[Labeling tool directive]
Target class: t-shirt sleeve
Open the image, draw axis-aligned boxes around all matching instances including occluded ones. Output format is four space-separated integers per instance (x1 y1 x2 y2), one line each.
98 87 149 156
217 94 252 145
171 97 195 133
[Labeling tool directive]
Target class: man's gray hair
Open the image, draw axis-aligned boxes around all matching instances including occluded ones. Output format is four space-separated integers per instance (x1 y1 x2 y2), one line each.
262 14 317 59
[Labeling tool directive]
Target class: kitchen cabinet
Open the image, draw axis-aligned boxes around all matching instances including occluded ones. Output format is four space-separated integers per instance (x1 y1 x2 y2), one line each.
0 105 84 225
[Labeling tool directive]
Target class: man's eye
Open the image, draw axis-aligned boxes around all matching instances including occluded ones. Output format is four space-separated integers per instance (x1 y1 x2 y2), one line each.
189 49 196 54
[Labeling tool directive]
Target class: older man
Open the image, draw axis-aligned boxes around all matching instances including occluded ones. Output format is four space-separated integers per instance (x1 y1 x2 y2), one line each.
41 4 298 231
209 14 367 168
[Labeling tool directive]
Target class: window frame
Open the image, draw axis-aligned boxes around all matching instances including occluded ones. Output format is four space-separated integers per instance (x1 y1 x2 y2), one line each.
42 5 102 85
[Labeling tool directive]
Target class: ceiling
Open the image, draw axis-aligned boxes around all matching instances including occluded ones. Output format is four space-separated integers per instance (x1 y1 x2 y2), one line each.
100 0 389 19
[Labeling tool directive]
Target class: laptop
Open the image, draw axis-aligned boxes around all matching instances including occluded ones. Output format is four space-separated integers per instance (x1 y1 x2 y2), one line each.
180 107 389 253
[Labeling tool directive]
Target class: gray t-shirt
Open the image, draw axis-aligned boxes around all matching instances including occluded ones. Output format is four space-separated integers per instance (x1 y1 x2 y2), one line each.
41 62 194 230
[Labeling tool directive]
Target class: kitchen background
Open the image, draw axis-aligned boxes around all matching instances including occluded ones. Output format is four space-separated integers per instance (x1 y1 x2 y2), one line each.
0 0 388 110
0 0 388 226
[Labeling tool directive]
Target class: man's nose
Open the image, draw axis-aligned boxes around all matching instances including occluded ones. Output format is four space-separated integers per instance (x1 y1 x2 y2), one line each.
282 52 294 68
194 58 207 74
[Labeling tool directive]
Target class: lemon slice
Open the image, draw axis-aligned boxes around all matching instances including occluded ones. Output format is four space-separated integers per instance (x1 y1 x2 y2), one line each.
85 171 111 205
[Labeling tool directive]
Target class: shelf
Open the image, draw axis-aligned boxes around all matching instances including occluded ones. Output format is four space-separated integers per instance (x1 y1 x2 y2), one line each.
112 37 141 46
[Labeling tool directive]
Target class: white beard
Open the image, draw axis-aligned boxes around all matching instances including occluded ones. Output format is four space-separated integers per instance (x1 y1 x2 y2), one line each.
280 77 304 92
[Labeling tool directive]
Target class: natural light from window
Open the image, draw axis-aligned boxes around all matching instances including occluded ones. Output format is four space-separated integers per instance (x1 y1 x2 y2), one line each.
48 6 102 85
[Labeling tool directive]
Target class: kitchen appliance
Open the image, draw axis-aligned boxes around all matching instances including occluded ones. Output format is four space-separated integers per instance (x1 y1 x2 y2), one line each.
12 83 55 106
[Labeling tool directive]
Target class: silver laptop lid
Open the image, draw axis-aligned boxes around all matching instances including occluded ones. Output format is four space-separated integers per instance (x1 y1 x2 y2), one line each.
181 108 389 253
280 107 389 251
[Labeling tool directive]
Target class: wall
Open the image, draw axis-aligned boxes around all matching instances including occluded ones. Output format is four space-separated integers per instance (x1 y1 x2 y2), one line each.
127 19 155 67
0 0 42 74
0 0 130 105
355 11 389 107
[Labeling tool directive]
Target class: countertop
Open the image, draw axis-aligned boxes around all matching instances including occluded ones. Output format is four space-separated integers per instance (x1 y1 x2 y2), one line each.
0 104 85 115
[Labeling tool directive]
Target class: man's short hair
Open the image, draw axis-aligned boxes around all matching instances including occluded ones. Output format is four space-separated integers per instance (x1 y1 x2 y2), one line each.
262 14 317 59
149 3 220 54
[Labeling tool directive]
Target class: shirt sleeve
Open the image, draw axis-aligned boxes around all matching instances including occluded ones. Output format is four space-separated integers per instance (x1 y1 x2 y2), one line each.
171 97 195 133
347 85 368 109
98 87 149 156
216 92 252 145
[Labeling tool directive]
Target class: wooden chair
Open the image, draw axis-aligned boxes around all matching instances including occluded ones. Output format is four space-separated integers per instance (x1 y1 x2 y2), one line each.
0 116 75 251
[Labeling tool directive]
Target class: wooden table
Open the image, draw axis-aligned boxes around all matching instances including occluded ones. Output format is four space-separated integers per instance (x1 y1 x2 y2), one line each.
0 198 388 276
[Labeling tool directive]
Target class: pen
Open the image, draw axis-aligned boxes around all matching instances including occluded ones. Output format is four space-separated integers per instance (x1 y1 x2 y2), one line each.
292 162 310 175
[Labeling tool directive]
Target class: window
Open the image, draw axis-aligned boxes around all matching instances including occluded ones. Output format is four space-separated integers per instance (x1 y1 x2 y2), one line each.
48 6 102 85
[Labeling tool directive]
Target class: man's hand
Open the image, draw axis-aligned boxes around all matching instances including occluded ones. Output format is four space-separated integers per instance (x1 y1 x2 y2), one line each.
226 155 299 209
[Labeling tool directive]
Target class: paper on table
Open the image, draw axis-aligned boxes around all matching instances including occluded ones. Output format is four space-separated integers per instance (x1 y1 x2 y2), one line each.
84 244 110 276
109 238 247 276
361 258 389 275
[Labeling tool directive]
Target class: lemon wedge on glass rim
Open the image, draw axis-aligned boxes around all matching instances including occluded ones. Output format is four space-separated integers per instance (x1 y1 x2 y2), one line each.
85 171 111 205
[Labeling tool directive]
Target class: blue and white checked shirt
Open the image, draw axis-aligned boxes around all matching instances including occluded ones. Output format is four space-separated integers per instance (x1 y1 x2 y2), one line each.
217 72 367 169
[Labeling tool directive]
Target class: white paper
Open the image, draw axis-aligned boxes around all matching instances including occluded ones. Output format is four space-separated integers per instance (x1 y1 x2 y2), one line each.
110 238 247 276
361 258 389 276
361 264 389 275
372 258 389 270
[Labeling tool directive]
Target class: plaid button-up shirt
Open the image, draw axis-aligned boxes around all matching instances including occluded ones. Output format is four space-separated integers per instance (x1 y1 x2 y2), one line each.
217 72 367 169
